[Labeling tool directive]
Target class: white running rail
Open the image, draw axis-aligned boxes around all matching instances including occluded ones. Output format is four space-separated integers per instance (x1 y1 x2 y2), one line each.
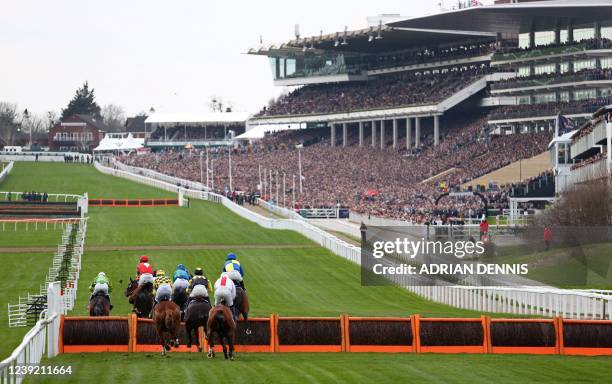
0 161 13 184
1 282 62 384
96 161 611 319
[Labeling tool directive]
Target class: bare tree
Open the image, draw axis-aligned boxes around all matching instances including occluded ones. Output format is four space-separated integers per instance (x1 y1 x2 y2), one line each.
0 102 19 146
101 104 126 132
22 112 48 133
208 97 233 113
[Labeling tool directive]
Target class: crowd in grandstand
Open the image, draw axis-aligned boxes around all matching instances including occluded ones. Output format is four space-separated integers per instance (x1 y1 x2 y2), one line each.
368 42 493 70
492 67 612 90
258 66 492 117
571 151 608 171
489 96 612 120
496 37 612 56
149 125 238 141
120 113 551 223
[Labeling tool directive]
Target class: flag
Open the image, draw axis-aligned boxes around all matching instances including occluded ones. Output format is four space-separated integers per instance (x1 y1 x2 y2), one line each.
556 114 576 137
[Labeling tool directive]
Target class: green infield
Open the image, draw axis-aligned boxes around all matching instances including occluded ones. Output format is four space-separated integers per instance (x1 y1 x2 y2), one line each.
0 252 54 358
28 353 612 384
72 248 479 318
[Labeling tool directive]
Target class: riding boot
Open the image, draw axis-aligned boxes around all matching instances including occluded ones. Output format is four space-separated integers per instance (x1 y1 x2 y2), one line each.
230 305 238 322
107 295 113 311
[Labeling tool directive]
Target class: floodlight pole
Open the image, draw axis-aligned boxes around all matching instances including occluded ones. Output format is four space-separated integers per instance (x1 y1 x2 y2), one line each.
228 147 233 192
269 170 273 203
258 164 262 193
199 150 204 186
205 147 209 189
298 147 303 194
292 174 296 208
276 171 279 205
283 172 286 208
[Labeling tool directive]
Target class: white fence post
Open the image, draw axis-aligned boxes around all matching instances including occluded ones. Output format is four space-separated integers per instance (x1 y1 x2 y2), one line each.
47 282 61 358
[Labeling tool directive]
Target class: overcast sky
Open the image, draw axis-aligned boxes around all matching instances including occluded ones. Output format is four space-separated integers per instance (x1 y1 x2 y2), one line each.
1 0 490 118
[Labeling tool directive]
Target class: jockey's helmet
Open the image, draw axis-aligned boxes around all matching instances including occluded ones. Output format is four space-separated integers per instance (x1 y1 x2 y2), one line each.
194 267 203 275
157 269 166 276
98 272 106 277
226 253 237 261
177 264 186 271
140 255 148 263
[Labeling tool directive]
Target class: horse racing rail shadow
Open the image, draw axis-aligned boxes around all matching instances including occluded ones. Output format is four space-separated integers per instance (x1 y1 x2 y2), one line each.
59 314 612 355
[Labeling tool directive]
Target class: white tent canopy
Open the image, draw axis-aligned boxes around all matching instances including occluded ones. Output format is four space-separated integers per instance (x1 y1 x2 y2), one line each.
145 112 250 125
94 133 144 152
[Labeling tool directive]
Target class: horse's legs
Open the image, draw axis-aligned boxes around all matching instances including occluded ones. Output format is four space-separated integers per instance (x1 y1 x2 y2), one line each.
243 312 252 335
229 332 235 361
221 335 228 360
207 331 215 358
186 324 193 348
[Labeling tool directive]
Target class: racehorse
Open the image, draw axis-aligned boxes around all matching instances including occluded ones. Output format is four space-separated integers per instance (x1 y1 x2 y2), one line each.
89 292 111 316
184 298 211 352
234 287 251 334
126 278 154 318
206 304 236 360
152 300 181 356
172 286 189 320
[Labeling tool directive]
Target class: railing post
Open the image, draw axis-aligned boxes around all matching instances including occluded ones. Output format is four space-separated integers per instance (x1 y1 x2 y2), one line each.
47 281 61 358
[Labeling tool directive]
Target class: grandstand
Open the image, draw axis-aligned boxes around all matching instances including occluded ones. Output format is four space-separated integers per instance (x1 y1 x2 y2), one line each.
144 112 249 150
122 1 612 223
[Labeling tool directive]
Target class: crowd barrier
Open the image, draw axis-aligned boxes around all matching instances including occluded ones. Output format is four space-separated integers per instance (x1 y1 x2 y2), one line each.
89 199 179 207
58 315 612 355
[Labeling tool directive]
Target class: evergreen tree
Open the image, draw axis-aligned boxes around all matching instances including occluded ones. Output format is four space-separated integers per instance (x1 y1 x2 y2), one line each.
61 82 101 120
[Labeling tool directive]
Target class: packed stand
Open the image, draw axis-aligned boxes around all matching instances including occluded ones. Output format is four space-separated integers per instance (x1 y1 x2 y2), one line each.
489 96 612 121
120 113 551 223
257 67 492 117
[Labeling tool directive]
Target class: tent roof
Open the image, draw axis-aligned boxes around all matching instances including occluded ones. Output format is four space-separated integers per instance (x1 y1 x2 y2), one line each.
145 112 249 125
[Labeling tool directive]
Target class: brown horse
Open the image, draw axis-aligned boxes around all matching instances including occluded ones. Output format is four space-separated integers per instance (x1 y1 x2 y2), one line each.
153 300 181 356
127 280 154 318
184 298 211 352
89 292 111 316
234 287 251 334
206 305 236 360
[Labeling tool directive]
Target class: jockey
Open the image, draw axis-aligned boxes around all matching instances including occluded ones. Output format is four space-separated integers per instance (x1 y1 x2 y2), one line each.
222 253 245 290
188 267 212 302
137 256 155 286
173 264 191 292
154 270 173 291
153 270 173 304
136 255 155 277
214 272 236 309
89 272 113 309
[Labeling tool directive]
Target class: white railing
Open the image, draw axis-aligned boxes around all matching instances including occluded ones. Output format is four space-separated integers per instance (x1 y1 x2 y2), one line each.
96 161 611 319
0 161 13 184
1 282 61 384
96 162 361 264
0 191 84 203
569 156 610 185
7 219 86 326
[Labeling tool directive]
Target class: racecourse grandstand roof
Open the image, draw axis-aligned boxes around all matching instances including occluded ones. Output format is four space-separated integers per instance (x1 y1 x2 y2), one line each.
388 0 612 34
145 112 249 125
249 27 495 55
249 1 612 56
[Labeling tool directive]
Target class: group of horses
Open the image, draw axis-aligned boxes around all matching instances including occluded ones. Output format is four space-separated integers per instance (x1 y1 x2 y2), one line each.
87 276 250 360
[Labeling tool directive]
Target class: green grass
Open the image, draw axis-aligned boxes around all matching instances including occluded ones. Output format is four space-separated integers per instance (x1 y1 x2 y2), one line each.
0 252 54 358
0 223 65 247
0 162 310 247
493 243 612 289
72 248 476 318
28 353 612 384
1 162 172 199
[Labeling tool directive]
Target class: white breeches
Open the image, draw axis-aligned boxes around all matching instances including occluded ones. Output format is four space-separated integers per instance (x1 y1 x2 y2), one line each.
214 286 234 307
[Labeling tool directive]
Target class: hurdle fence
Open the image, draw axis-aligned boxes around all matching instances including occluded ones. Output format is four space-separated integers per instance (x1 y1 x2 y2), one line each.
94 161 611 319
56 314 612 356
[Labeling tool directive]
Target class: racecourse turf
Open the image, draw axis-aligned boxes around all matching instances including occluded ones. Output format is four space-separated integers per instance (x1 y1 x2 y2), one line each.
2 162 611 381
29 353 612 384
